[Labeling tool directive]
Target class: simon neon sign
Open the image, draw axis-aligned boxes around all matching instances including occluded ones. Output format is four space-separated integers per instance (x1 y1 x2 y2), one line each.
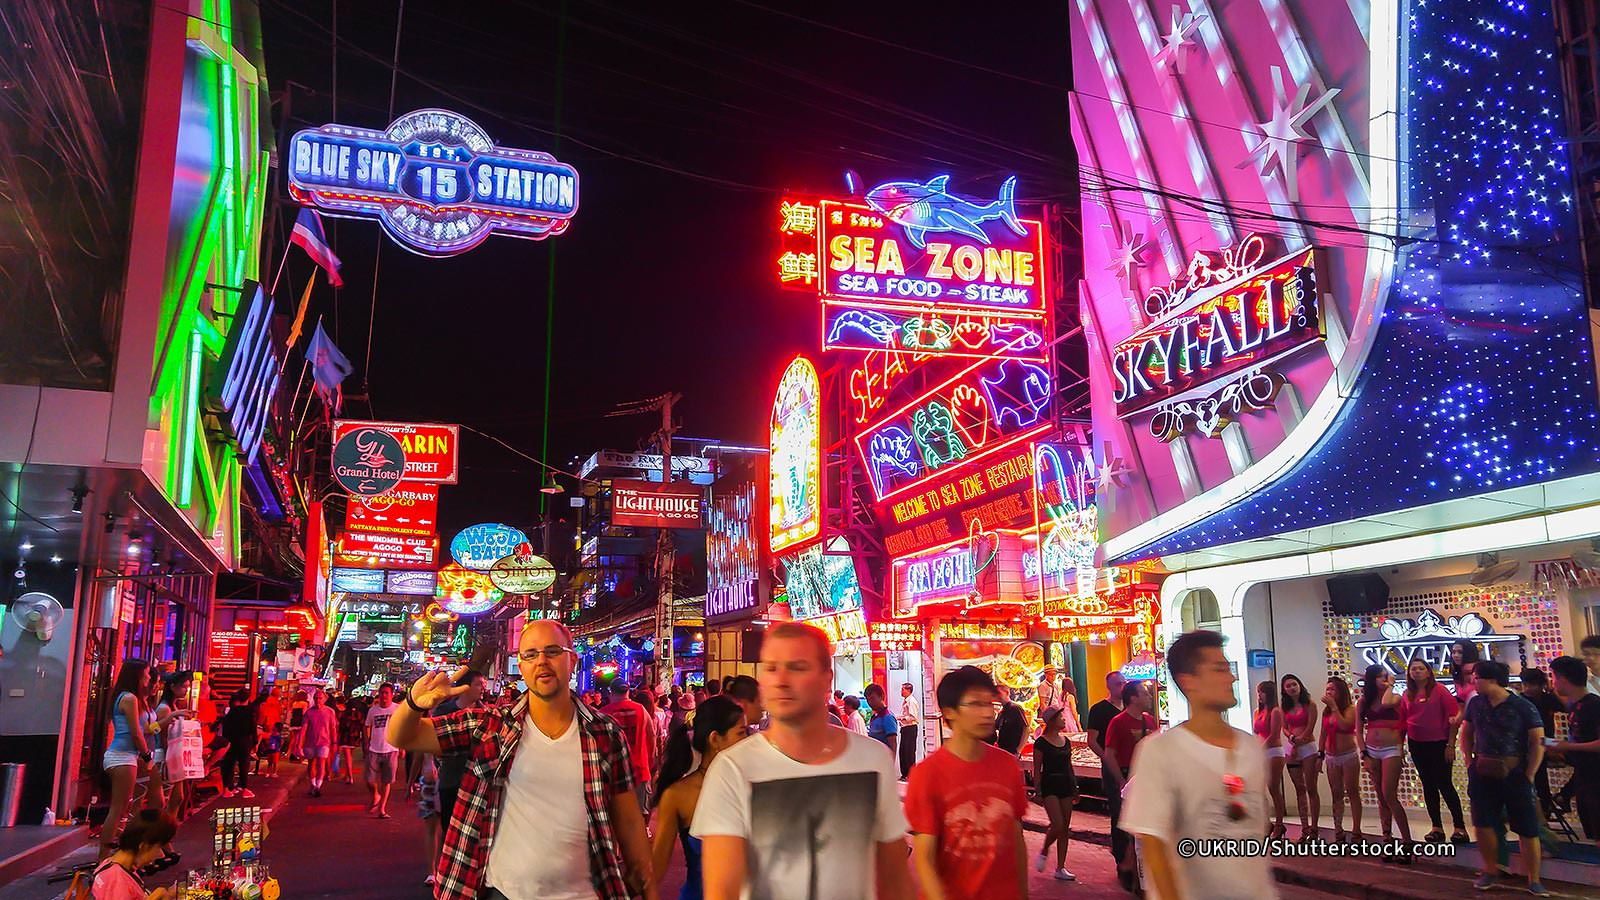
1112 236 1323 425
769 357 822 553
288 109 579 257
856 355 1052 500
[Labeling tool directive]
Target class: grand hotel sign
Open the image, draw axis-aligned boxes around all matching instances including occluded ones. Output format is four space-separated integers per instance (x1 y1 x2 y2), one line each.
1112 235 1324 441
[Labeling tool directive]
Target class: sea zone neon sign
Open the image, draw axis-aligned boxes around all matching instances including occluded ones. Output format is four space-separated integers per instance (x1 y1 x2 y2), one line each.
212 282 280 465
1112 237 1323 422
856 354 1052 500
288 108 579 257
769 357 822 553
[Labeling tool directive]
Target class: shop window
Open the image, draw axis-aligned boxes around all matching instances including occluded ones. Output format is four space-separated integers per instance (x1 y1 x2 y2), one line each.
1179 589 1221 633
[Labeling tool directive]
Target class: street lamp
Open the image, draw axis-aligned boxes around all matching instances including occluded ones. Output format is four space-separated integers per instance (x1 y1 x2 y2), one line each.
539 473 563 495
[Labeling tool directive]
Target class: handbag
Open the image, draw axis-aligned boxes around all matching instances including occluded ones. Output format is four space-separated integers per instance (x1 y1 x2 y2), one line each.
1472 753 1521 779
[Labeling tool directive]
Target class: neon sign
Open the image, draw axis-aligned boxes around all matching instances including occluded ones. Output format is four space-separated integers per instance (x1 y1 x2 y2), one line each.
488 551 557 594
345 482 439 538
330 567 386 593
435 563 504 616
288 109 578 257
868 621 922 652
769 357 822 553
331 427 407 497
386 570 438 596
856 354 1051 500
938 622 1026 642
809 608 868 647
449 523 530 571
211 282 280 465
708 481 762 621
890 529 1028 614
1352 610 1523 688
1112 238 1323 424
783 536 862 621
1028 443 1099 598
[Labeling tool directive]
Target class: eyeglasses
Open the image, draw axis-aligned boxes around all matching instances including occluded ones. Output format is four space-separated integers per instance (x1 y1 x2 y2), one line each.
518 646 572 662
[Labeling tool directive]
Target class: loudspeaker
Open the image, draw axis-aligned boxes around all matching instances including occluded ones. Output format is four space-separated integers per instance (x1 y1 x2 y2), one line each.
1326 573 1389 615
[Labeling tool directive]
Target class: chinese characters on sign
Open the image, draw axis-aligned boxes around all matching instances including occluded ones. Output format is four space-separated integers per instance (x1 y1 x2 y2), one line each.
289 109 579 256
867 621 922 652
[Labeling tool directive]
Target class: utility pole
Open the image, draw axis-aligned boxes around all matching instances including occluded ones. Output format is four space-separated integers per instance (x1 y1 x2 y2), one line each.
653 392 682 692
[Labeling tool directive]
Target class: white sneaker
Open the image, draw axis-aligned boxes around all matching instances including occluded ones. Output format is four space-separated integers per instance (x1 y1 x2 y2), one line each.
1054 868 1076 882
1035 852 1047 873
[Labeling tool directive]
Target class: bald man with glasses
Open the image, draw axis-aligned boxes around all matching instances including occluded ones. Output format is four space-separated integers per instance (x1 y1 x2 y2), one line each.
390 619 657 900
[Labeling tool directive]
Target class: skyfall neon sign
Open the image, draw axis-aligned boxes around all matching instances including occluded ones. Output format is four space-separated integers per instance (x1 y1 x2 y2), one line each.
288 109 578 257
1111 238 1323 417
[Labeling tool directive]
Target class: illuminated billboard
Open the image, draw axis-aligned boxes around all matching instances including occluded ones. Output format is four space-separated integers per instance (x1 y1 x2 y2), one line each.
781 536 862 622
288 108 578 257
435 563 504 615
332 420 460 484
769 357 822 553
706 481 764 623
344 482 439 538
450 523 531 571
610 480 703 529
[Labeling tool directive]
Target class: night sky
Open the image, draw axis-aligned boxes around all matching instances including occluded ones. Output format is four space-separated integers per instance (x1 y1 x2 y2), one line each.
258 0 1073 536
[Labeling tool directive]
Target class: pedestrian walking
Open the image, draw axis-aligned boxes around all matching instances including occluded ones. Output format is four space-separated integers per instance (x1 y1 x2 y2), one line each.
600 679 657 814
1280 674 1321 841
336 695 363 784
1084 670 1127 877
905 665 1030 898
1550 655 1600 846
994 685 1027 756
1519 668 1564 817
726 675 764 733
694 621 912 900
433 669 487 841
865 683 900 756
651 696 748 900
91 809 178 900
99 660 153 853
301 689 338 796
288 689 310 760
1321 677 1361 842
387 619 657 900
1462 659 1549 895
895 682 918 779
1106 680 1159 883
417 753 442 886
219 689 257 800
363 683 401 817
843 695 868 735
1121 630 1277 900
253 689 282 776
1395 659 1465 845
1032 706 1078 881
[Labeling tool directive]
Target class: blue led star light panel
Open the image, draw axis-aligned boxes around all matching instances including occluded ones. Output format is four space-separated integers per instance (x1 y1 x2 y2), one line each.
288 109 579 257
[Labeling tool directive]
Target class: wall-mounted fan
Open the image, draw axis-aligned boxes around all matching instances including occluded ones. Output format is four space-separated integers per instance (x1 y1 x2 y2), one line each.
10 592 64 642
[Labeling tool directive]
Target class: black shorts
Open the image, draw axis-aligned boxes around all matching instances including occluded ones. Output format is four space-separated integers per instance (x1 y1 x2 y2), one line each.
1040 774 1077 799
1575 784 1600 840
1468 772 1541 838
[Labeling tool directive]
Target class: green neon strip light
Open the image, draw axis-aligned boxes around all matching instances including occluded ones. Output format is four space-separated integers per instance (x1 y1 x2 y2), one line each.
178 331 203 507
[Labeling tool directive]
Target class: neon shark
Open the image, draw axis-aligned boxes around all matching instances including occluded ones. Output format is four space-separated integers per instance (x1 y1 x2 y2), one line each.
863 174 1028 249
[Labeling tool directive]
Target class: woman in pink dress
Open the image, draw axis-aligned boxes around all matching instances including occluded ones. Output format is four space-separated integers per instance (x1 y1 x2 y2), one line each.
91 809 177 900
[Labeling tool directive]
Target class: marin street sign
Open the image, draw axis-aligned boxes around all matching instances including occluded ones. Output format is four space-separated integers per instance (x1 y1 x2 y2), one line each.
288 108 579 257
489 552 558 594
332 427 407 497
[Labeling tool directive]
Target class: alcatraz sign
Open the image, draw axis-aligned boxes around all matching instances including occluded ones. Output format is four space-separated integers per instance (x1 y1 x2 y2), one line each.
288 109 579 257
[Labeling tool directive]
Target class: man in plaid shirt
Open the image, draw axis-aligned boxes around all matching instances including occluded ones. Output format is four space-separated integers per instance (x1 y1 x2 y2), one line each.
389 619 657 900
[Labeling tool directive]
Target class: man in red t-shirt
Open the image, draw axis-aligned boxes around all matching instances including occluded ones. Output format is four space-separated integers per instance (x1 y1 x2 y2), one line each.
1104 680 1159 790
597 680 653 813
905 665 1028 900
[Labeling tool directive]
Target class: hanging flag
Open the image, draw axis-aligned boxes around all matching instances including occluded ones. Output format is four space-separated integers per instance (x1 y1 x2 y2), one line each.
285 274 315 350
307 321 353 414
290 209 343 287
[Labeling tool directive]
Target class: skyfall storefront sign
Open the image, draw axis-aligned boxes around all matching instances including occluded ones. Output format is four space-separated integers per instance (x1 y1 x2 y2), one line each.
1352 610 1524 688
611 480 703 529
288 109 578 256
1112 239 1324 440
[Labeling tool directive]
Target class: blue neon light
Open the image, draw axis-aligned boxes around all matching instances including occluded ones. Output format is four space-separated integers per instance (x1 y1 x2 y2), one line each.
214 282 280 465
864 174 1026 249
1117 0 1600 561
288 109 579 257
449 522 530 571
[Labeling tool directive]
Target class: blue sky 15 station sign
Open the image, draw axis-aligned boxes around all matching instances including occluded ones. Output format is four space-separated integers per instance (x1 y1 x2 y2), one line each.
288 109 579 257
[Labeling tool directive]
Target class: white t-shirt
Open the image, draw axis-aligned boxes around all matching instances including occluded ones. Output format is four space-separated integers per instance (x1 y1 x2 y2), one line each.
1120 725 1277 900
485 717 594 900
692 730 908 900
898 695 918 727
364 702 398 754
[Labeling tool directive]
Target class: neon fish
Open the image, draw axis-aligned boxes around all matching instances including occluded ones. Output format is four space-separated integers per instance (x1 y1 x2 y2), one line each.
864 174 1027 249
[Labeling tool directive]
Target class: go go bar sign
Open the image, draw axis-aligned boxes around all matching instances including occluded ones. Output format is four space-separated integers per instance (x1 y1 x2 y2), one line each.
333 420 460 484
288 109 579 257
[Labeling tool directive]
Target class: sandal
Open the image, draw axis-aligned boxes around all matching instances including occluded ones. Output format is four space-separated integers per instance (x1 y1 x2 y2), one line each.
1298 828 1317 844
1451 829 1470 844
1423 829 1445 843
